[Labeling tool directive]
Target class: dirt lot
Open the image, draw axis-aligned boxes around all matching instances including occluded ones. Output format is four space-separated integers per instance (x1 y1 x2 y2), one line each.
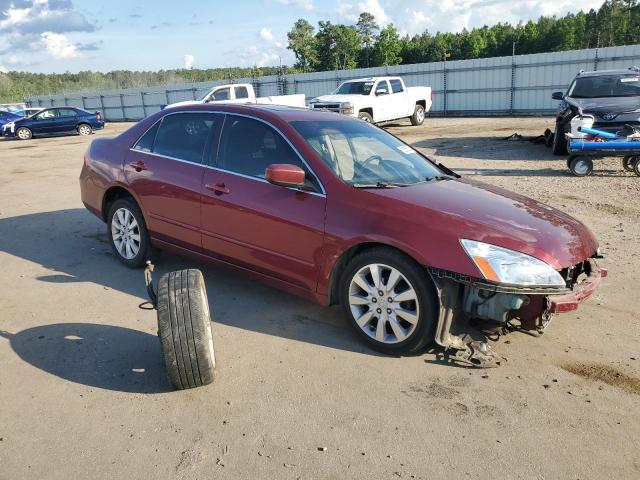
1 117 639 479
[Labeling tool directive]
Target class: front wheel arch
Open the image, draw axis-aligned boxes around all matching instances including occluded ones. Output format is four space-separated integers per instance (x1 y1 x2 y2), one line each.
327 242 430 306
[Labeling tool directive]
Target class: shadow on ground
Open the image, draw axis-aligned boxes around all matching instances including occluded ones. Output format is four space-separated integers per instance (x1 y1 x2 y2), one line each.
411 136 555 161
0 324 170 393
0 208 382 391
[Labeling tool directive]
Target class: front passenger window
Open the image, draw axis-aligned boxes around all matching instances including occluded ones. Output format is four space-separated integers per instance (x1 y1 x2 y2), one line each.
218 115 320 191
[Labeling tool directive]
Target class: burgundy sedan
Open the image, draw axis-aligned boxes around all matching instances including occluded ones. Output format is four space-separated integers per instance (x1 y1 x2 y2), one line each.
80 104 605 360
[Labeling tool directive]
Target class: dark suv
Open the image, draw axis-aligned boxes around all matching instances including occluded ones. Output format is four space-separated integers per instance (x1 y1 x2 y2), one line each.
551 67 640 155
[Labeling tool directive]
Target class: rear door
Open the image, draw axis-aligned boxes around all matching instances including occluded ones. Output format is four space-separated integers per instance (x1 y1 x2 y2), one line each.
200 114 326 292
125 112 220 250
389 79 410 119
54 108 79 133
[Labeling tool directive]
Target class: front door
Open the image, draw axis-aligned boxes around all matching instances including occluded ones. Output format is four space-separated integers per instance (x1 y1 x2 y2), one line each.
125 112 220 249
31 109 59 134
200 114 326 292
373 80 394 122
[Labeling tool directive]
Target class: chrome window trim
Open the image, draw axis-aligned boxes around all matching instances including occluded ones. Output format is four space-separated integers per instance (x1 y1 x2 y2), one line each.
219 112 326 196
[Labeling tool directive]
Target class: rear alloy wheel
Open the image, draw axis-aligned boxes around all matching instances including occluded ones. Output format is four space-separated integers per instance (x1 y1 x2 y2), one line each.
340 248 437 355
358 111 373 123
623 156 637 172
78 124 92 136
107 198 153 268
16 127 32 140
410 104 425 126
569 156 593 177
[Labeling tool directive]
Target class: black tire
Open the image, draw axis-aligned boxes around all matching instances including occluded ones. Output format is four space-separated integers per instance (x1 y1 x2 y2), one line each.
78 123 92 136
569 156 593 177
623 156 637 172
633 158 640 177
339 247 438 356
358 111 373 123
410 104 425 126
566 155 575 169
107 197 154 268
157 269 216 390
552 122 567 155
16 127 32 140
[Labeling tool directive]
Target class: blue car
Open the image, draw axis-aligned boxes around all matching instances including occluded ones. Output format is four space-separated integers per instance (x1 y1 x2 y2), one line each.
0 110 22 132
3 106 105 140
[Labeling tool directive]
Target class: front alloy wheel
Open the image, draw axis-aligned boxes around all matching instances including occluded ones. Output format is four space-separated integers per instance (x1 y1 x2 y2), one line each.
348 263 419 344
340 248 437 355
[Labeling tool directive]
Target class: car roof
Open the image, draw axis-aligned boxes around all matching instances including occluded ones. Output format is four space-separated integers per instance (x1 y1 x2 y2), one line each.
342 76 399 82
165 102 355 124
576 68 640 78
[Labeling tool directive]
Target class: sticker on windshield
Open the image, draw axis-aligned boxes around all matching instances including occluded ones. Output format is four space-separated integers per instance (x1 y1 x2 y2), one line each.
397 145 416 155
620 77 639 82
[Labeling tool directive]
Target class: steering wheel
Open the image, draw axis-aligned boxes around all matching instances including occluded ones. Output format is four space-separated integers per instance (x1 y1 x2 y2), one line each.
361 155 384 170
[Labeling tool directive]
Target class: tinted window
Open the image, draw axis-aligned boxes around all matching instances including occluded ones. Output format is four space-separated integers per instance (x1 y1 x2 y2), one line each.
57 108 78 117
235 86 249 99
219 115 319 191
390 79 404 93
133 121 160 152
151 113 217 164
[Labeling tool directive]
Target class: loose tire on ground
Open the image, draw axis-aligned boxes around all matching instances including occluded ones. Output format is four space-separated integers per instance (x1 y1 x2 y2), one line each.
16 127 32 140
339 247 438 356
552 122 568 155
157 269 216 390
410 104 425 126
569 156 593 177
358 111 373 123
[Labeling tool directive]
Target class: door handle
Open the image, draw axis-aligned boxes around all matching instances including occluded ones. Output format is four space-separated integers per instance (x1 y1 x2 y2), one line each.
128 161 147 172
205 182 230 195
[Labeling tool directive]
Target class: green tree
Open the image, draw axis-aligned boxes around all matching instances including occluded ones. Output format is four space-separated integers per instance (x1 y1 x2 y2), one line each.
287 19 317 72
372 24 402 66
356 12 379 67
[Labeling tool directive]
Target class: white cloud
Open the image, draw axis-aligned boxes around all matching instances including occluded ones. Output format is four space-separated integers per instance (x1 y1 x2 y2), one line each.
337 0 390 25
259 27 274 42
183 54 194 69
275 0 313 10
40 32 78 59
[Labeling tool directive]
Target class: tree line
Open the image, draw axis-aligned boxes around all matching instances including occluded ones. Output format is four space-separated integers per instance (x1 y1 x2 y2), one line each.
0 0 638 103
287 0 640 71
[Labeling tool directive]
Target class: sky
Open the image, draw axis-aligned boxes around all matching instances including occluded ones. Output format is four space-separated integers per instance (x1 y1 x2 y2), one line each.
0 0 606 73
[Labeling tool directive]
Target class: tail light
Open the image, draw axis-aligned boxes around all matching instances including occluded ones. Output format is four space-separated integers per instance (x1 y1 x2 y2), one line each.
96 112 102 121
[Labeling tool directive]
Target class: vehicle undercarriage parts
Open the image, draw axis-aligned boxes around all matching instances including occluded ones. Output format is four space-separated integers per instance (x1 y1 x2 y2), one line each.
430 276 503 368
462 286 528 325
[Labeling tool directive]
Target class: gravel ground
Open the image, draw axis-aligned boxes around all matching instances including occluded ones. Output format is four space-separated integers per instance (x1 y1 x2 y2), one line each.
0 117 639 479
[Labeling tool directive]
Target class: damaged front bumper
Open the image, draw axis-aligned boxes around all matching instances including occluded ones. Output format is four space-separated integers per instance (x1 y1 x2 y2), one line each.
428 258 607 368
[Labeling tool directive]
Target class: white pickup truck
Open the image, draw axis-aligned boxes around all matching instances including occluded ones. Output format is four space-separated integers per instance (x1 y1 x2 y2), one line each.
309 77 432 126
167 83 306 108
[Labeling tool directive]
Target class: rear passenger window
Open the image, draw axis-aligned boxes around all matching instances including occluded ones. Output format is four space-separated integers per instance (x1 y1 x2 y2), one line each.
390 79 404 93
58 108 78 117
133 121 160 152
218 115 320 191
235 86 249 99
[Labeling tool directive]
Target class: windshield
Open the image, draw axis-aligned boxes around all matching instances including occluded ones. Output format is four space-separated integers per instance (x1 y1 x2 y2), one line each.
290 120 444 187
568 74 640 98
334 81 375 95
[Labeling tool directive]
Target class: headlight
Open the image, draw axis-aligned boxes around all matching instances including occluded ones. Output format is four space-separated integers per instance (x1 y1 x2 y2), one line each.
460 239 565 287
341 102 354 114
5 122 14 129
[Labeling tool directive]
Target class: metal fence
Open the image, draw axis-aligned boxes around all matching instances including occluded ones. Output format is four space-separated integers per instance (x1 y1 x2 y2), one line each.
26 44 640 122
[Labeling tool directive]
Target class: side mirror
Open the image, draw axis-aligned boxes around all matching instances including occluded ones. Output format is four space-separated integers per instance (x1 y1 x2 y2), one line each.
265 164 306 189
375 89 387 96
551 91 564 100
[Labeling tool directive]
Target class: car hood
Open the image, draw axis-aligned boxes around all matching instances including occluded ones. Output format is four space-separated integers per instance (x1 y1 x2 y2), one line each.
369 178 598 271
567 96 640 114
311 94 367 104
